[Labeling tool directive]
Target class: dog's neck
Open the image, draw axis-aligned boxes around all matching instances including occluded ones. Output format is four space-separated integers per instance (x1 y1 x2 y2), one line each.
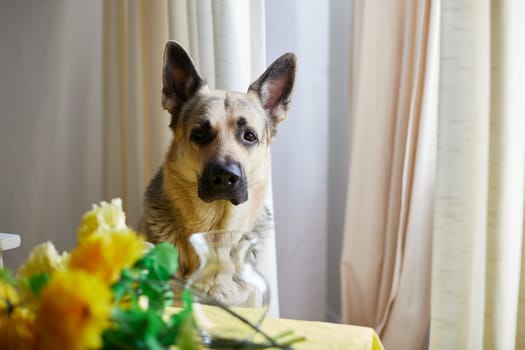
141 167 271 278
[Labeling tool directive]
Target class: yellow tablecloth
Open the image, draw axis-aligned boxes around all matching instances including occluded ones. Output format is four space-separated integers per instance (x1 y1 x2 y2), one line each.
259 317 384 350
166 306 383 349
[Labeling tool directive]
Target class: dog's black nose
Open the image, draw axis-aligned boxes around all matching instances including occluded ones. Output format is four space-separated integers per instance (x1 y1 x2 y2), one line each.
199 161 248 205
211 163 241 187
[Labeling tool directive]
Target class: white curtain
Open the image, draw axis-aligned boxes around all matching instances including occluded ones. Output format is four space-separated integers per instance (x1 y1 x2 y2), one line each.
166 0 266 91
103 0 280 317
430 1 525 349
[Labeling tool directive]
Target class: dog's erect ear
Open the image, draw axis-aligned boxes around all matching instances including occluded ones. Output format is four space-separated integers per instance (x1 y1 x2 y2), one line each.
249 53 296 128
162 41 205 114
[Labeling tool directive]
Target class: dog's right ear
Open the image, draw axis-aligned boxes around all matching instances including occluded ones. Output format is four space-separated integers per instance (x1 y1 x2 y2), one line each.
162 41 205 114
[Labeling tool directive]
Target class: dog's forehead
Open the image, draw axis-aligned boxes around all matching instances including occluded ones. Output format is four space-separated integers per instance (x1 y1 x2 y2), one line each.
181 90 265 130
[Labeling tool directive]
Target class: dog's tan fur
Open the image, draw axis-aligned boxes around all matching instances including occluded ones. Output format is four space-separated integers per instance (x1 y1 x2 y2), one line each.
141 42 296 279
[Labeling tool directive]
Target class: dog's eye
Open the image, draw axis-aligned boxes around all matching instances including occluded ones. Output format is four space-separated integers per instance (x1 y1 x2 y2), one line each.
243 131 258 144
190 127 212 145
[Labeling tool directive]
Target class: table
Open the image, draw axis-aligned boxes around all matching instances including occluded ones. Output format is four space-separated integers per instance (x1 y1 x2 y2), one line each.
167 306 384 349
259 316 384 350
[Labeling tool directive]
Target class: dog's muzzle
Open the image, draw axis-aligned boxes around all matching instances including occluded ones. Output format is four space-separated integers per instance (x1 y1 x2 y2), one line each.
198 161 248 205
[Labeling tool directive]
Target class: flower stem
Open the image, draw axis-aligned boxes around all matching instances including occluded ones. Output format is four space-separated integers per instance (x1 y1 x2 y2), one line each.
171 277 300 349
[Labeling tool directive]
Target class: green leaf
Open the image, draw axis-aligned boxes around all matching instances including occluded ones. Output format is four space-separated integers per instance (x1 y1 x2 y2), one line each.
176 314 199 350
182 289 193 311
26 273 51 297
0 268 17 285
104 308 167 350
111 268 139 305
120 267 137 281
138 242 178 281
139 280 173 314
160 306 195 347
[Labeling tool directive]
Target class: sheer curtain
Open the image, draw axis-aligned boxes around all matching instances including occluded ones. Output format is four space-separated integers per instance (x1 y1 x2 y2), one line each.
103 0 171 225
102 0 280 317
430 1 525 349
340 0 439 349
342 0 525 349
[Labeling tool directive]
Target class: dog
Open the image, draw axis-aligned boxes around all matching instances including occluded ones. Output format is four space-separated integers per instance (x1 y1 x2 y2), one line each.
140 41 296 282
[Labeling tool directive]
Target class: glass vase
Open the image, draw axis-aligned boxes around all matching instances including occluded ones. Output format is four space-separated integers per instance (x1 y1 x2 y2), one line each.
185 230 270 344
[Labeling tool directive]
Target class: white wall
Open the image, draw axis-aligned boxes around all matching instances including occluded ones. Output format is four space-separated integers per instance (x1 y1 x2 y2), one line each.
266 0 330 321
266 0 352 322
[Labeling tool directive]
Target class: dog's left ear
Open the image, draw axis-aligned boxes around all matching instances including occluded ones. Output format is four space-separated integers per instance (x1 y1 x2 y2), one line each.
248 53 296 130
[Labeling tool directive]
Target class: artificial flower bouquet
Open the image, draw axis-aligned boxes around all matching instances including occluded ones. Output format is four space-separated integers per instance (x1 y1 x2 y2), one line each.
0 199 303 350
1 199 196 350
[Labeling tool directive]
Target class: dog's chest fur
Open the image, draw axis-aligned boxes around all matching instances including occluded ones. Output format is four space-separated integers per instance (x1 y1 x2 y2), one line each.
141 168 272 278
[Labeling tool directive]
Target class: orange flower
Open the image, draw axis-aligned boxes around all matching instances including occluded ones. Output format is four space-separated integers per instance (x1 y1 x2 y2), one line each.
0 307 38 350
69 229 145 284
36 270 112 350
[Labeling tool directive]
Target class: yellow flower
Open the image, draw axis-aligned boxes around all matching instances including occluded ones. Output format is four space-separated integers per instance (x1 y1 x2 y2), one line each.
0 307 38 350
17 241 68 279
77 198 127 243
15 242 69 310
1 273 37 350
36 270 112 350
69 229 145 284
0 280 19 312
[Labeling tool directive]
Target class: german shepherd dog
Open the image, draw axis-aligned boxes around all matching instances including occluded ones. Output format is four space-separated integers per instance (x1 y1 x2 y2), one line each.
141 41 296 281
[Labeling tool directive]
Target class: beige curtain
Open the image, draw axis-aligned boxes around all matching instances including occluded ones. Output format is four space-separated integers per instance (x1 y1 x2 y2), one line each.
430 1 525 349
102 0 280 317
103 0 172 226
340 1 439 349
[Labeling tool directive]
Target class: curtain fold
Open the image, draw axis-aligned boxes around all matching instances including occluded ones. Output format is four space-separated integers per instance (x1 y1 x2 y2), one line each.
430 1 525 349
103 0 171 225
341 1 438 349
102 0 280 317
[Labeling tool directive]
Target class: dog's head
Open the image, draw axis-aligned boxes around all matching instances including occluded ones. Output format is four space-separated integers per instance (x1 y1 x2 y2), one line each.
161 41 296 206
